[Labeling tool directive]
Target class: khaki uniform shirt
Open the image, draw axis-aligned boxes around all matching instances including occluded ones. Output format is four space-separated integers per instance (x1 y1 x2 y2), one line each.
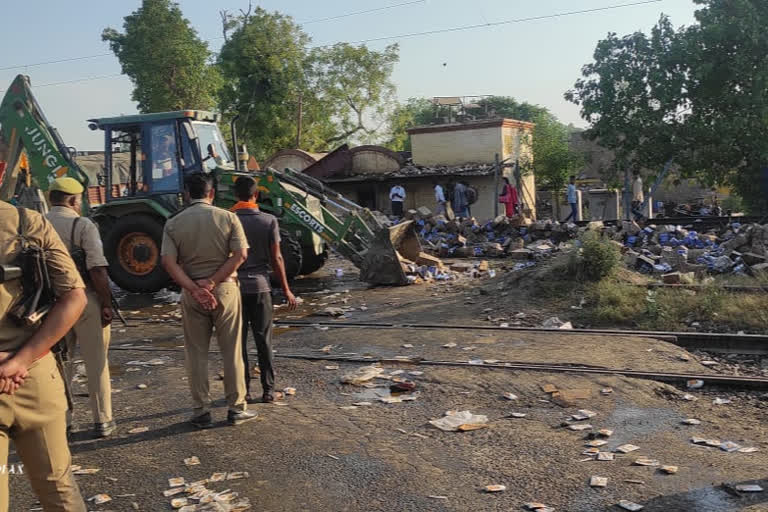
160 200 248 280
46 206 109 271
0 201 85 352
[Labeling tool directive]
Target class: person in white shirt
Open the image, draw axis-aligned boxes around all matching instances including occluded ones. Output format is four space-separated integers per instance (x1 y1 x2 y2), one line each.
433 181 446 215
389 184 406 217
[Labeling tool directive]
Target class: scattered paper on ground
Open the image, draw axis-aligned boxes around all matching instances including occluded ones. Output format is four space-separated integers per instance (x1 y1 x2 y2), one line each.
429 410 489 432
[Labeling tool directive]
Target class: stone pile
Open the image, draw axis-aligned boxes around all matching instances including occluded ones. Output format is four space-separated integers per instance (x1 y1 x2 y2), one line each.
609 220 768 278
404 207 579 260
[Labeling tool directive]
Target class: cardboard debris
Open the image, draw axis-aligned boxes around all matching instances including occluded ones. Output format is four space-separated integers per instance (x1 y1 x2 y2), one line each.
571 409 597 421
171 497 188 509
541 384 558 394
509 412 527 418
502 392 519 400
618 500 644 511
660 465 678 474
128 426 149 434
586 440 607 447
720 441 741 452
88 494 112 505
615 444 640 454
598 429 614 437
597 452 615 461
341 366 384 385
736 484 764 492
484 484 506 492
681 419 701 425
184 456 200 466
73 468 100 475
590 476 608 488
168 477 185 488
429 410 489 432
633 457 659 467
568 424 593 432
457 423 489 432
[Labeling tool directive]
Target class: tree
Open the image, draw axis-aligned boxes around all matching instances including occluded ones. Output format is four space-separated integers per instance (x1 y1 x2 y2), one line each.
567 0 768 211
217 7 400 159
217 6 324 159
307 43 400 145
384 98 435 151
530 111 584 191
103 0 220 113
565 16 687 183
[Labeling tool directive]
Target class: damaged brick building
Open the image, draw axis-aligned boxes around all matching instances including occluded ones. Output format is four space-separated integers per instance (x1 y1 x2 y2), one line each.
264 118 536 221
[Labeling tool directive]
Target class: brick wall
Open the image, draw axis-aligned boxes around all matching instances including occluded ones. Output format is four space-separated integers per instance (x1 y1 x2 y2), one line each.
411 126 502 166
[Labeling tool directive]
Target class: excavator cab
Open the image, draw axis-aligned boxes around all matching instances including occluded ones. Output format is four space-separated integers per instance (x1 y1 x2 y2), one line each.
90 111 230 203
87 111 239 291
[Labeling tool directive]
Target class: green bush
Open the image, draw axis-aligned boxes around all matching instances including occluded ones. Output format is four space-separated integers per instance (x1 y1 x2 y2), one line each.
579 231 620 281
721 195 744 214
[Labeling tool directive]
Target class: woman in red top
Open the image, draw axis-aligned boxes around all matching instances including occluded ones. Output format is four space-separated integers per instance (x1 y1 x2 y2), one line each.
499 177 519 217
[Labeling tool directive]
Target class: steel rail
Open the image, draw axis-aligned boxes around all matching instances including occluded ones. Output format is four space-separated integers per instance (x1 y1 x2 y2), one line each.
274 320 768 355
106 344 768 390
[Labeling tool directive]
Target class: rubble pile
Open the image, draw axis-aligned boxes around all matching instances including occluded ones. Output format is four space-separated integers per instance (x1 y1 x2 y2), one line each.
404 207 579 260
397 250 496 284
609 220 768 279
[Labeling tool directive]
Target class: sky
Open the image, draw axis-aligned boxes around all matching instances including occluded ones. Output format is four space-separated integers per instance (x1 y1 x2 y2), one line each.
0 0 698 150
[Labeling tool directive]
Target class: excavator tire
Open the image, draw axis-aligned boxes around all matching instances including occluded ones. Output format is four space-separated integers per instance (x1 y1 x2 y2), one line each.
300 246 328 276
279 229 303 281
105 214 171 293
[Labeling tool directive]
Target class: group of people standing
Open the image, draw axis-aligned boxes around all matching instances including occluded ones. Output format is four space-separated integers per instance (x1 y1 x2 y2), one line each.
389 177 520 220
0 173 296 510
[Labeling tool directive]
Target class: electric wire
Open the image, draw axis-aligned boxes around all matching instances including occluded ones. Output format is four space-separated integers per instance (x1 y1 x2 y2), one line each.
0 0 664 91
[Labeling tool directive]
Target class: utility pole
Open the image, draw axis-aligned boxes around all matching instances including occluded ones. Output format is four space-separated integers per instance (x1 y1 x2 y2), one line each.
494 153 500 218
622 165 631 220
295 92 303 149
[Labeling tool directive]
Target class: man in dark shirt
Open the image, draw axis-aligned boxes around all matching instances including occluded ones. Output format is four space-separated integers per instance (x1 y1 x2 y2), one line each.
232 177 297 403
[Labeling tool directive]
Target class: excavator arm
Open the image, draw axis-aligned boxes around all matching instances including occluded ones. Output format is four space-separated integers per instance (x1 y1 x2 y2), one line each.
258 167 422 285
0 74 89 209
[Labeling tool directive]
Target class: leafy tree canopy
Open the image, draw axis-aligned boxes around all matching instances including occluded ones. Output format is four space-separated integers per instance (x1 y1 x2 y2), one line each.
103 0 220 113
567 0 768 211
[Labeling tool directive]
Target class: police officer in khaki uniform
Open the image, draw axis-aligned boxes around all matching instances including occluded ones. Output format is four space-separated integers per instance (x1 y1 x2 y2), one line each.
0 200 88 511
46 177 115 438
161 173 256 428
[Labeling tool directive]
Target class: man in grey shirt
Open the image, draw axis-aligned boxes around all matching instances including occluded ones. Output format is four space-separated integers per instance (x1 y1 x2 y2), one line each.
231 177 297 403
452 181 469 218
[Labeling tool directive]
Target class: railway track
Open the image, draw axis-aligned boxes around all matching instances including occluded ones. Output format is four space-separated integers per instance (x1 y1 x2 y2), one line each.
107 344 768 390
274 320 768 355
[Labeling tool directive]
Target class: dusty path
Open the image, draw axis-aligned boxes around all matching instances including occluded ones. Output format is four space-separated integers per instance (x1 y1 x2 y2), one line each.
9 260 768 511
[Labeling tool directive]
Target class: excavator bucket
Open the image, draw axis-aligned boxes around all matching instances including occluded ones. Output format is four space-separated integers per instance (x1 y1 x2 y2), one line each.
359 220 422 286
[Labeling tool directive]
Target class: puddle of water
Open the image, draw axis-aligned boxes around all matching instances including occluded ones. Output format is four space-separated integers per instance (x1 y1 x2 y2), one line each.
602 401 683 447
668 486 736 512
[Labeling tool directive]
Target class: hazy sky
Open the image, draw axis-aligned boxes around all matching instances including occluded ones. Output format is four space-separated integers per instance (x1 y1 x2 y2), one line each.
0 0 698 149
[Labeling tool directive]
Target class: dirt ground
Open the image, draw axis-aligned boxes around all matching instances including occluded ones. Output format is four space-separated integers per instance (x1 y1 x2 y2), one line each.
9 256 768 511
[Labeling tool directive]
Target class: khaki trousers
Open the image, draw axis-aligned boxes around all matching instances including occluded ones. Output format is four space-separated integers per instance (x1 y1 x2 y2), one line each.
0 352 86 512
65 290 112 424
181 282 246 415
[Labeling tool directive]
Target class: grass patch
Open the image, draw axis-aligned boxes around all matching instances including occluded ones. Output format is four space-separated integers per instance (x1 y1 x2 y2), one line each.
582 277 768 333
